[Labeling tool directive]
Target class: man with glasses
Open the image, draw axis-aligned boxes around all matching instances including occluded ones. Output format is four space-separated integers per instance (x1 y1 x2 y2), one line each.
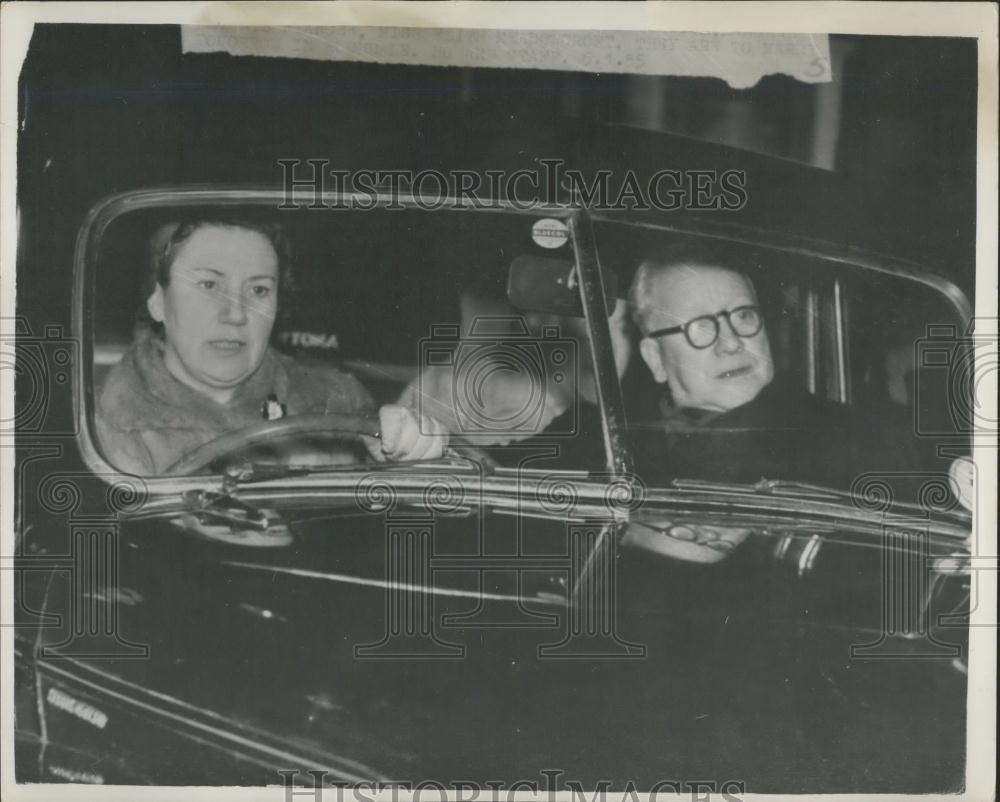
626 241 922 501
622 243 780 561
632 250 774 417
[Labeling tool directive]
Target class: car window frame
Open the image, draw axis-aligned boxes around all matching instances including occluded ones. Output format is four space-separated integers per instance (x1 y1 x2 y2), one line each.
75 187 617 496
586 209 973 453
76 187 973 503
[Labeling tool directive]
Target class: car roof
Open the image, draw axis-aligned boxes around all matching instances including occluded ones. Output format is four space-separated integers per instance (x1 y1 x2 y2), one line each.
19 25 973 297
20 76 960 299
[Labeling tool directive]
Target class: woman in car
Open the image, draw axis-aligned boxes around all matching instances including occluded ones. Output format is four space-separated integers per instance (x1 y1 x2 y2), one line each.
96 215 447 476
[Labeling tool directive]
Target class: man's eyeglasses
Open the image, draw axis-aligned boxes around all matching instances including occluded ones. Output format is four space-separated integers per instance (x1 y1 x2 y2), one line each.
646 305 763 349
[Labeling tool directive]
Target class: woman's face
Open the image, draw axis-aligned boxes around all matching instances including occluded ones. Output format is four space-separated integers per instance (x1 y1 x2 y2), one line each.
147 225 279 403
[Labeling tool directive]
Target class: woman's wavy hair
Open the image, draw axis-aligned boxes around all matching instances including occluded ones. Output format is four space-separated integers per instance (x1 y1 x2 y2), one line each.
135 214 293 336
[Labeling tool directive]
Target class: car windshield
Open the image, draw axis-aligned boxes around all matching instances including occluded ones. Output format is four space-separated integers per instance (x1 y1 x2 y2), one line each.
89 199 613 477
87 197 968 494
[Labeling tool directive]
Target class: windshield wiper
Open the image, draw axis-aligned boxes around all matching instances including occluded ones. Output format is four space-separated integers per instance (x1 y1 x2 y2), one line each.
670 477 855 502
222 461 313 486
669 478 969 520
181 461 312 530
182 488 271 531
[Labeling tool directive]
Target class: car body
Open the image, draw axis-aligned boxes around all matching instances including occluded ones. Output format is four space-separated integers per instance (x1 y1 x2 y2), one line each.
11 46 974 791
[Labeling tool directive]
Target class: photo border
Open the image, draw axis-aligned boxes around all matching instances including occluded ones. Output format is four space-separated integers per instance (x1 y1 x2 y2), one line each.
2 3 996 801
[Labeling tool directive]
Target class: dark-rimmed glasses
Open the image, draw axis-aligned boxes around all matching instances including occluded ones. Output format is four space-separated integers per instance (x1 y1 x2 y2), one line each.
646 305 763 349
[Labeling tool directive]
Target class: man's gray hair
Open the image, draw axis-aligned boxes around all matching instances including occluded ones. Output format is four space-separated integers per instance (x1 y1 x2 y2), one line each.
628 240 755 334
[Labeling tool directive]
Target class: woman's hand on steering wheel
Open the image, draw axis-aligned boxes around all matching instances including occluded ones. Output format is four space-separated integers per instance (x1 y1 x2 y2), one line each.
163 407 497 476
364 404 450 462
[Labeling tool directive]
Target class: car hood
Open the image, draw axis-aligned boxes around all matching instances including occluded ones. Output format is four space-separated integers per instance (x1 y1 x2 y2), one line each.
37 490 969 786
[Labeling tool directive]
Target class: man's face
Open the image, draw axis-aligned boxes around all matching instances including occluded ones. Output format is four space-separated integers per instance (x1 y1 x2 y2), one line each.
638 264 773 412
147 225 279 403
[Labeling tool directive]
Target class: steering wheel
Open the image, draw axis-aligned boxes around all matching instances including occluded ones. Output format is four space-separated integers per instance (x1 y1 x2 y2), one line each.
164 413 380 476
163 412 501 476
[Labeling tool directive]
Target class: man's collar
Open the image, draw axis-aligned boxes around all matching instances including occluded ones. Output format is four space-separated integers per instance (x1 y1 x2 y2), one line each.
657 393 725 433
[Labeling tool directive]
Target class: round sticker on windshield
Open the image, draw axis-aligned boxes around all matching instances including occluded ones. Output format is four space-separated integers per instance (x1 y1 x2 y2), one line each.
531 218 569 249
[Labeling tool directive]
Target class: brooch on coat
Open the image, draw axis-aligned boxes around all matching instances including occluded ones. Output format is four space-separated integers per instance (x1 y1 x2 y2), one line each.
262 394 287 421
